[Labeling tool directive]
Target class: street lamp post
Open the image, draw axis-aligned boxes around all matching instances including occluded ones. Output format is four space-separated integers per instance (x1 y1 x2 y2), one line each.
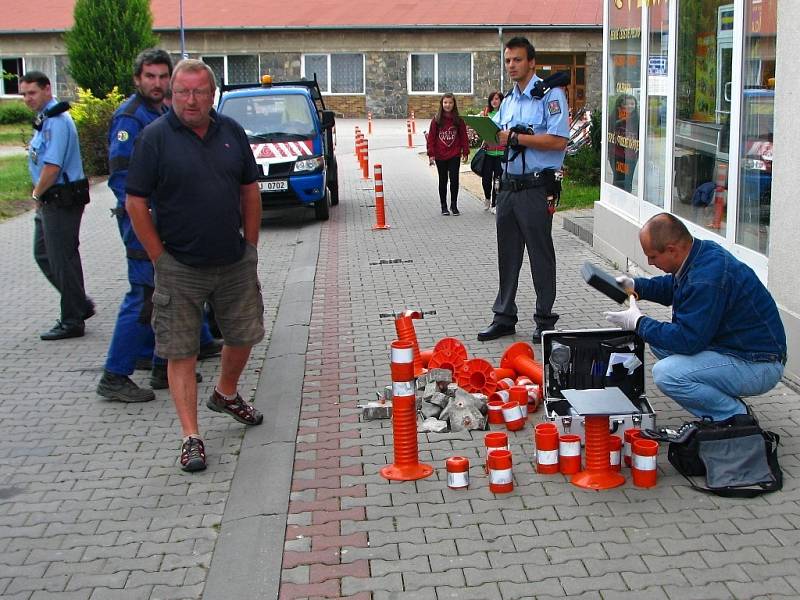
179 0 187 59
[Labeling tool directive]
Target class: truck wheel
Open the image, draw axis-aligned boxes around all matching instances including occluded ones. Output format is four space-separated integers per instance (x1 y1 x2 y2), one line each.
329 181 339 206
314 189 331 221
328 159 339 206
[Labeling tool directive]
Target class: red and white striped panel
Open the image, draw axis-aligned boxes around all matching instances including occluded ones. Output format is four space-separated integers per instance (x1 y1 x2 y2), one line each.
250 140 313 159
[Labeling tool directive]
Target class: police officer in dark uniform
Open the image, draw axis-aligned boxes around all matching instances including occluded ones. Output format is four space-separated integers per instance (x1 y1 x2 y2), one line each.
96 49 219 403
477 36 570 344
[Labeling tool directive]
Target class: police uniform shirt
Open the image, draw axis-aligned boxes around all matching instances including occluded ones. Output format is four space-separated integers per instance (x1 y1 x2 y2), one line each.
28 98 85 186
107 94 166 204
492 76 569 175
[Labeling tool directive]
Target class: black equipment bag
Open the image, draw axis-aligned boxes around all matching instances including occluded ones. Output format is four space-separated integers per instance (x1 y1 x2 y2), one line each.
470 147 486 176
667 414 782 498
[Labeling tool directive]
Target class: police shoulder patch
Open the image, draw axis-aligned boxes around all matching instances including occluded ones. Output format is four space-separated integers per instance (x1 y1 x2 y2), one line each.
116 130 130 142
547 100 562 116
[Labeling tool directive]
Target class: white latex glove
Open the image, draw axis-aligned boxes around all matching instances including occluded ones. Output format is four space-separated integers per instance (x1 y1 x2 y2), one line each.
616 275 635 295
605 297 644 331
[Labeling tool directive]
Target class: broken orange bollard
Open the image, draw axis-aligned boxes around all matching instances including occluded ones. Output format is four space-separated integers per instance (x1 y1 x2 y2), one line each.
500 342 544 386
394 310 425 377
380 339 434 482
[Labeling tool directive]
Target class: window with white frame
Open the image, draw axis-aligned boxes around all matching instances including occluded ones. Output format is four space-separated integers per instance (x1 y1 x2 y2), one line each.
409 52 472 94
302 54 364 94
201 54 260 86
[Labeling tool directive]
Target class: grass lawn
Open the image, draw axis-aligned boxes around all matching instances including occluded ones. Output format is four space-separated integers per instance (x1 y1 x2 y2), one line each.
0 154 33 220
0 123 30 147
467 148 599 211
559 179 599 211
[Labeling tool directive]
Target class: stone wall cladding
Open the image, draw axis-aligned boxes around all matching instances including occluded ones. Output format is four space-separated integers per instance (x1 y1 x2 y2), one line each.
365 51 408 119
586 51 602 110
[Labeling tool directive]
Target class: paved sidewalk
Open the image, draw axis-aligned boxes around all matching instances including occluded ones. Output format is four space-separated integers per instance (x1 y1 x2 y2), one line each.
1 119 798 600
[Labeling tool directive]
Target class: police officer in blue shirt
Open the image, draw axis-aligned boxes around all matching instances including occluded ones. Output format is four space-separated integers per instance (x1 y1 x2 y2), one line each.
20 71 93 341
96 49 220 403
477 37 570 344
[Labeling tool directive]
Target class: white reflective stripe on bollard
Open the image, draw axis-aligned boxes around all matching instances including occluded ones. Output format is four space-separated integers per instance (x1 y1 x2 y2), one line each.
489 468 512 485
537 449 559 465
633 454 657 470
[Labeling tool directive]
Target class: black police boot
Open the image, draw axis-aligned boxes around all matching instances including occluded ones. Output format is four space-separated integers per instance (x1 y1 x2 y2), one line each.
97 370 155 403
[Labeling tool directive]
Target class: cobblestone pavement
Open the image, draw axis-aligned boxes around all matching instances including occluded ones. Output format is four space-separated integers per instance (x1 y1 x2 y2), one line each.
1 119 798 600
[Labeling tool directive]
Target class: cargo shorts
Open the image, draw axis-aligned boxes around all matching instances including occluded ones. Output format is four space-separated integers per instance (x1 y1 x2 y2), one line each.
152 244 265 359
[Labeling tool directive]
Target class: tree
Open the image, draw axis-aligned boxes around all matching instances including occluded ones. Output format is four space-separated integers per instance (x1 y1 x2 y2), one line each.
65 0 158 97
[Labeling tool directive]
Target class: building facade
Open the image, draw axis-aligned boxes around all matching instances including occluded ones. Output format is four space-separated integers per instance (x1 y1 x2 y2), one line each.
595 0 797 383
0 2 602 118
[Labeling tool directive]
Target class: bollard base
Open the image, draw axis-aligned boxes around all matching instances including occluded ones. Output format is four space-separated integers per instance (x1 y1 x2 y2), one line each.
372 224 391 230
571 469 626 490
380 462 433 481
570 471 625 490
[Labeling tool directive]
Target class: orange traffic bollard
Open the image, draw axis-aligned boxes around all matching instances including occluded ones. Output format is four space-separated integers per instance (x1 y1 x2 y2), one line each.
362 139 370 180
500 342 544 386
357 136 366 171
394 310 425 377
427 337 468 377
456 358 498 396
368 111 373 135
354 127 361 155
372 164 390 230
411 110 416 134
631 439 659 488
380 340 434 482
570 415 626 490
407 119 413 148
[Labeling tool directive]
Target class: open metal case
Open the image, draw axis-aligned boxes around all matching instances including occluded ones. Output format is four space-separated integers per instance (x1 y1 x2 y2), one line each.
541 328 656 444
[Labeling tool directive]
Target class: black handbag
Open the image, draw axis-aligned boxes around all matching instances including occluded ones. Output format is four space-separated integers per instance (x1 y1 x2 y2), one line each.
470 147 486 176
667 414 782 498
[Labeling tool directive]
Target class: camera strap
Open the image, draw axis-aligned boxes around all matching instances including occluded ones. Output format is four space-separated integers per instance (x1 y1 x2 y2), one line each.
32 101 71 131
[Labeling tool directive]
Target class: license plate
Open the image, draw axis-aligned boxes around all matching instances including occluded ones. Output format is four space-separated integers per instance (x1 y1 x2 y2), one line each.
259 180 288 192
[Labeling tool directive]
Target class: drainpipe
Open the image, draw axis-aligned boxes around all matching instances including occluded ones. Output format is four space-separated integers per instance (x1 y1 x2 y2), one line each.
498 27 504 91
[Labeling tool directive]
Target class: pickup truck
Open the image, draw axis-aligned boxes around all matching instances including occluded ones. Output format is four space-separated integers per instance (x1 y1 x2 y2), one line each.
217 76 338 220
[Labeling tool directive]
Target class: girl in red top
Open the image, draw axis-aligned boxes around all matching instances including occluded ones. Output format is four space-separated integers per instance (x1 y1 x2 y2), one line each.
427 93 470 215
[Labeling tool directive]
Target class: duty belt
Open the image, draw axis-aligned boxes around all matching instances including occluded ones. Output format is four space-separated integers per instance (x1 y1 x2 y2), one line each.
499 171 552 192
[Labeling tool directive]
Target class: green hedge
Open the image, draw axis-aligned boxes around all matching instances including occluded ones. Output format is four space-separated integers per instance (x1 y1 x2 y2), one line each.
0 101 34 125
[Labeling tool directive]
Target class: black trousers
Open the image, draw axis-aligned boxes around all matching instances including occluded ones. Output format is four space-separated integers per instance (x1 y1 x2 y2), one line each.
491 185 558 331
33 202 90 327
481 153 504 205
435 156 461 210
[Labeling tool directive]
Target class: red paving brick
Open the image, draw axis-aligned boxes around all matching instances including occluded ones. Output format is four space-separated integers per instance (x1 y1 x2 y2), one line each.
312 532 368 551
280 580 340 600
280 207 367 599
311 507 365 524
317 485 367 501
283 548 341 569
309 559 370 583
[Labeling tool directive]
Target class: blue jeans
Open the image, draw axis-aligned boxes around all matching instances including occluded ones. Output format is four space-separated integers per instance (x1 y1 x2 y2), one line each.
650 347 784 421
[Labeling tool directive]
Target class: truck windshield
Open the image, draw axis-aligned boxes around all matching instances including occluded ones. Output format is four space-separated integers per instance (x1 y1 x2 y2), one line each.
221 94 315 139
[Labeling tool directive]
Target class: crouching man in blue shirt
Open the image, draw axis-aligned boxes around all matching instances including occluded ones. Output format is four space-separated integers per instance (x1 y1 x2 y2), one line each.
605 212 786 421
